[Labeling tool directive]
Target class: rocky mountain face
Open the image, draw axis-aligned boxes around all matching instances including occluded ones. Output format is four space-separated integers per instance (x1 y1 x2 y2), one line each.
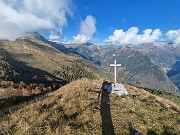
0 34 108 99
59 43 179 93
132 44 180 91
131 44 176 69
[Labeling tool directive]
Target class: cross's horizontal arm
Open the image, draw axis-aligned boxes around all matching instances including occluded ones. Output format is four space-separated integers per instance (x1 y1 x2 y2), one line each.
110 64 121 66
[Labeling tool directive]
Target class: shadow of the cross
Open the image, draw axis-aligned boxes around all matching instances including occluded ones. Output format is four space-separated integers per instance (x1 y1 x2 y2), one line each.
99 81 115 135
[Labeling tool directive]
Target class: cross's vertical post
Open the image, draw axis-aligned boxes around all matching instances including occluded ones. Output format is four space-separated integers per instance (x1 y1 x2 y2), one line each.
114 60 117 84
110 60 121 84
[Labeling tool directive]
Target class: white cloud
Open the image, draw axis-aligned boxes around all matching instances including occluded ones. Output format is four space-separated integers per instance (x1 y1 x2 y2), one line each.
166 29 180 44
73 15 96 44
0 0 73 40
49 29 64 41
104 27 162 45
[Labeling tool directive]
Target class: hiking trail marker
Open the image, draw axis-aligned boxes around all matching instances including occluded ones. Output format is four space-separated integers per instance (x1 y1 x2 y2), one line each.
110 60 121 84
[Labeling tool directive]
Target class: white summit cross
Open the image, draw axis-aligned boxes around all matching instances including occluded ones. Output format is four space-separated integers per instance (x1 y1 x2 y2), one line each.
110 60 121 84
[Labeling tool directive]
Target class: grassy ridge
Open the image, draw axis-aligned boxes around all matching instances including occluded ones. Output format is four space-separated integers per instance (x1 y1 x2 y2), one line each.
0 79 179 134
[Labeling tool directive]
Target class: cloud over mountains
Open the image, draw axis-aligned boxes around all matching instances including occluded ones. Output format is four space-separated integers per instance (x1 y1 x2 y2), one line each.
0 0 179 45
73 15 96 44
104 27 162 45
49 29 64 41
0 0 73 40
166 29 180 44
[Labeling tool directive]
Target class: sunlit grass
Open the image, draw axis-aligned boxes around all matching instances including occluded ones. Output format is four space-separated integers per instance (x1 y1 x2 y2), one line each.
0 79 179 134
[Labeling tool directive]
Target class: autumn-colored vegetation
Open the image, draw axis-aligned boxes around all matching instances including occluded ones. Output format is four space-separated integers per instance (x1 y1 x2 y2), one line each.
0 37 108 99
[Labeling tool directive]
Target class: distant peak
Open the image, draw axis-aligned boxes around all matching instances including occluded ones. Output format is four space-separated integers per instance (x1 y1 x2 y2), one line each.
25 32 43 39
20 32 49 43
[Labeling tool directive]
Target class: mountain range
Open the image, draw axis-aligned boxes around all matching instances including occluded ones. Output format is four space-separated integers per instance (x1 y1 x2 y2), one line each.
0 33 180 134
54 41 180 93
0 32 180 99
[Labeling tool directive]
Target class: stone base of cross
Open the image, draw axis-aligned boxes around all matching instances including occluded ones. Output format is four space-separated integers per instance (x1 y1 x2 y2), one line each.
104 83 128 96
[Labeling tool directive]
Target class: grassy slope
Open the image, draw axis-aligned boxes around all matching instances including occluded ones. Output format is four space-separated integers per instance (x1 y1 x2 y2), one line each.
0 38 103 82
0 79 179 135
0 38 109 98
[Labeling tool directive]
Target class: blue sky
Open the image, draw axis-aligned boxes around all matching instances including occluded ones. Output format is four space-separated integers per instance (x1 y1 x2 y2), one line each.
63 0 180 44
0 0 180 45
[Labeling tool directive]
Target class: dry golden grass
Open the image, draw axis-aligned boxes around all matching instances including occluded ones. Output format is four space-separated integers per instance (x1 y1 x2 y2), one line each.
0 79 103 135
0 79 180 135
125 84 180 114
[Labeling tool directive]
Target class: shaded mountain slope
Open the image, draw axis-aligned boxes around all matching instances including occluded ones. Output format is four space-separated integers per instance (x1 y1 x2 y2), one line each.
0 48 65 98
167 61 180 91
0 79 179 134
0 48 64 84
